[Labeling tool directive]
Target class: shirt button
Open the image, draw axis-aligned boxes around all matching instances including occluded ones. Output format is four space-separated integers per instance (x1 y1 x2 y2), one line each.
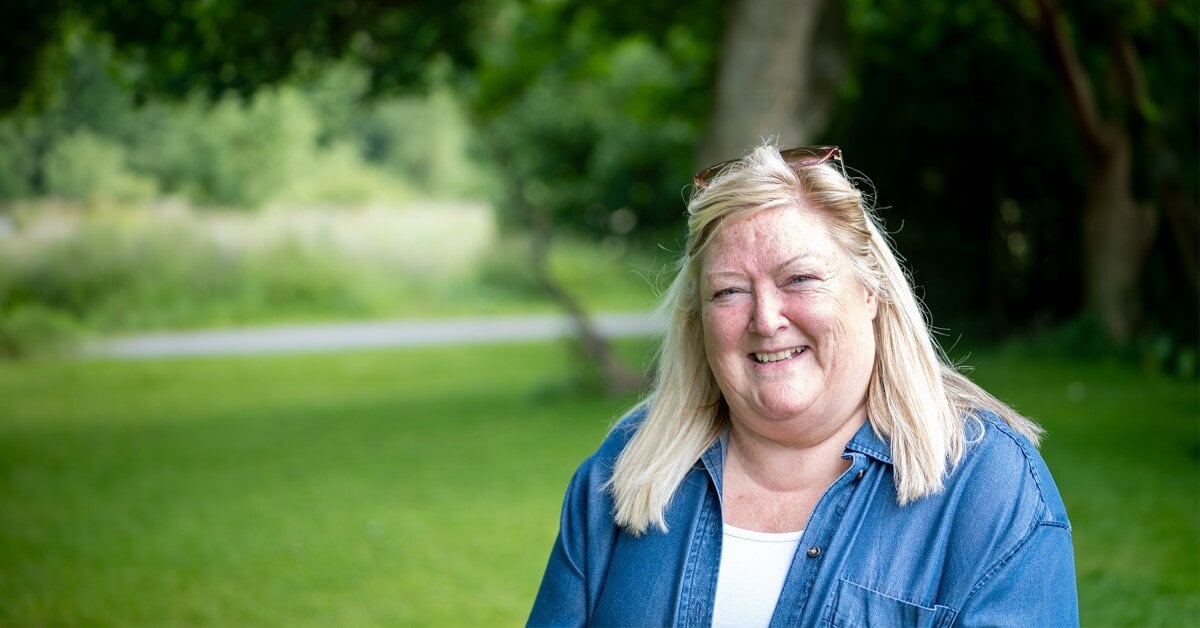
855 469 865 481
806 546 821 558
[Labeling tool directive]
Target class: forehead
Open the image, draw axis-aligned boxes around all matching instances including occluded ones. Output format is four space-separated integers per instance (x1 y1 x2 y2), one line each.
701 204 843 272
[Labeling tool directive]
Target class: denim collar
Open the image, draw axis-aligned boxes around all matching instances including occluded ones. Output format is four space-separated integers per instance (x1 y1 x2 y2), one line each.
844 419 894 465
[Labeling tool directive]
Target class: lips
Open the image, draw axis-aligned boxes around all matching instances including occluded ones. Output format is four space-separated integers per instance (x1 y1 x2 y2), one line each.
752 346 807 364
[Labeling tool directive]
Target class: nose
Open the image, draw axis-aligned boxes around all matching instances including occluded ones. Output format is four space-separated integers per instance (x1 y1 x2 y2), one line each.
750 286 788 336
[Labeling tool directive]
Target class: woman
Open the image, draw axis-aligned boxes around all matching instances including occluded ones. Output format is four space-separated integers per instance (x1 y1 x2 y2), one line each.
529 143 1078 626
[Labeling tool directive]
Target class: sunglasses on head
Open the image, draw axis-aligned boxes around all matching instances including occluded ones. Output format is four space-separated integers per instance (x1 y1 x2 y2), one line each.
692 145 843 189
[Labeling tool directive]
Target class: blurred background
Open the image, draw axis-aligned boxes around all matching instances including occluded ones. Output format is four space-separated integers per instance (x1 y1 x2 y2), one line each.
0 0 1196 625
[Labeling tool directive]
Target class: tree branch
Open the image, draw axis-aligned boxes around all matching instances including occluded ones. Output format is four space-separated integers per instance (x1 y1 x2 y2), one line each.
1032 0 1112 158
998 0 1113 158
1110 28 1154 124
994 0 1038 31
484 137 643 396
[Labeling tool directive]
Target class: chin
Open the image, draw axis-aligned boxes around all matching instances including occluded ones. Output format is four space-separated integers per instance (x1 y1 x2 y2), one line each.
752 391 814 422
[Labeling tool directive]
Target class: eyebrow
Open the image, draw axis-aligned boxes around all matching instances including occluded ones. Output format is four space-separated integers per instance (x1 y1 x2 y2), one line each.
703 253 833 281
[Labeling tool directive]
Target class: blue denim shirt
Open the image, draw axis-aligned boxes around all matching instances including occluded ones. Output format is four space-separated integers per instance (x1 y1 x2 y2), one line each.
529 410 1079 627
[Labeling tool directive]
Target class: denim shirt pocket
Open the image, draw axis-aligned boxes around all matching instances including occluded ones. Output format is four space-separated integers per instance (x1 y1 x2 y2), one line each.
826 579 958 628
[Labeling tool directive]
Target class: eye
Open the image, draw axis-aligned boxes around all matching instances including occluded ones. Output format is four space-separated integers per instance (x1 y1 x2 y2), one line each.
711 287 741 300
789 275 815 284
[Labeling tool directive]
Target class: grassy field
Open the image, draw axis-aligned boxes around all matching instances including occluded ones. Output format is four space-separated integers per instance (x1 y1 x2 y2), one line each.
0 341 1196 626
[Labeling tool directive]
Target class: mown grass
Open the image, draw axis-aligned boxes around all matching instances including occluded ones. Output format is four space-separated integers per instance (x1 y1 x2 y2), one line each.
0 342 1195 626
966 349 1200 626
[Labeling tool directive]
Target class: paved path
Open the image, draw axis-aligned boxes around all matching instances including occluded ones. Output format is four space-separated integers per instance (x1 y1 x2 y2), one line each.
85 311 665 359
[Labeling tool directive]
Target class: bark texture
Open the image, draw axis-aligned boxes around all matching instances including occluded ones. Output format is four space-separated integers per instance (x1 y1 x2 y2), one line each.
700 0 846 166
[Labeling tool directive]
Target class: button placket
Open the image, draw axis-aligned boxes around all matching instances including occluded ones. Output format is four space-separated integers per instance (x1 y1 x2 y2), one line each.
775 457 865 623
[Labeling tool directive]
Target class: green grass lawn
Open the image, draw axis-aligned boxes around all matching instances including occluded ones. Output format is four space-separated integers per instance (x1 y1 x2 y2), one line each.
966 350 1200 626
0 341 1196 626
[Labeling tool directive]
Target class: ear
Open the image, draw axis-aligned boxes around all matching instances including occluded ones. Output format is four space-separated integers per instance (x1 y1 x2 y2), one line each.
865 286 879 321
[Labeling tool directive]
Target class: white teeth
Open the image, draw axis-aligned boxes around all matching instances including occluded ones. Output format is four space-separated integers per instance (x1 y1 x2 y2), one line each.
754 347 804 363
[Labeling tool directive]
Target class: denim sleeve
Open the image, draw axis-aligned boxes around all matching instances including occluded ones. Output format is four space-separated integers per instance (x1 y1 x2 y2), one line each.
955 522 1080 627
527 464 590 628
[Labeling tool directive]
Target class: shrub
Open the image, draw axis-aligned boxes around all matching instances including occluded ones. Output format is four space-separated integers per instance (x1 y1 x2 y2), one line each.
0 201 502 347
273 141 412 206
42 130 156 203
0 119 37 200
0 303 81 358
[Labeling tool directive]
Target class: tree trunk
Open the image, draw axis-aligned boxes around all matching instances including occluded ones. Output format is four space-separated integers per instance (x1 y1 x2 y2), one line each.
1082 129 1157 341
527 209 645 396
1000 0 1160 342
484 139 644 396
700 0 846 165
1155 150 1200 300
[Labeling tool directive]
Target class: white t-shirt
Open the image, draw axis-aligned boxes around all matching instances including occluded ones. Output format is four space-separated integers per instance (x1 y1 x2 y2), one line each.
711 524 803 627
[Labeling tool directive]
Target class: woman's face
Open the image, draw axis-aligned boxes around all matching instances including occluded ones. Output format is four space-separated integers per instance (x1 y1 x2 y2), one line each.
701 203 878 441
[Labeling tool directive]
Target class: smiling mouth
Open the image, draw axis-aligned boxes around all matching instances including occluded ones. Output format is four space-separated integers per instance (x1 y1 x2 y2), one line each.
752 347 807 364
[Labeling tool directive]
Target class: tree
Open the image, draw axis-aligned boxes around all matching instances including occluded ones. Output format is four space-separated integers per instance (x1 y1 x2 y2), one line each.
471 0 853 392
469 2 721 393
1 1 481 109
0 0 728 394
701 0 847 164
4 0 1194 370
997 0 1197 343
822 0 1196 352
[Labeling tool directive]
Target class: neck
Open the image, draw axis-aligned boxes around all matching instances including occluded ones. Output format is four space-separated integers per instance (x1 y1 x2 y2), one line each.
725 412 864 493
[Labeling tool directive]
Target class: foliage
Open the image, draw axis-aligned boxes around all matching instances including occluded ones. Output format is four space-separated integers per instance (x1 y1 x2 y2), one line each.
471 1 722 241
829 0 1198 344
0 302 80 358
0 0 68 108
463 0 1197 350
174 88 322 207
0 203 464 354
0 343 1195 624
2 0 482 109
0 121 38 198
0 32 491 209
994 314 1199 380
0 202 663 358
42 129 156 202
359 79 497 200
0 0 1195 354
477 235 668 313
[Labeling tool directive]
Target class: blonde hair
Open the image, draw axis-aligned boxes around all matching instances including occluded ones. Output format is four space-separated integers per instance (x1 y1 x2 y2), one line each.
608 142 1042 535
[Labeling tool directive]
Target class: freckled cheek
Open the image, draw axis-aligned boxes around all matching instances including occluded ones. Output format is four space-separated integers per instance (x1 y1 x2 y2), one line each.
780 295 831 328
702 305 750 353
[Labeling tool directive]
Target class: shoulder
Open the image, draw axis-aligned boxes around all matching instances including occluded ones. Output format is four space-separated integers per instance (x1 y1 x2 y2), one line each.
946 410 1070 529
560 405 648 495
587 405 648 470
932 413 1079 617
